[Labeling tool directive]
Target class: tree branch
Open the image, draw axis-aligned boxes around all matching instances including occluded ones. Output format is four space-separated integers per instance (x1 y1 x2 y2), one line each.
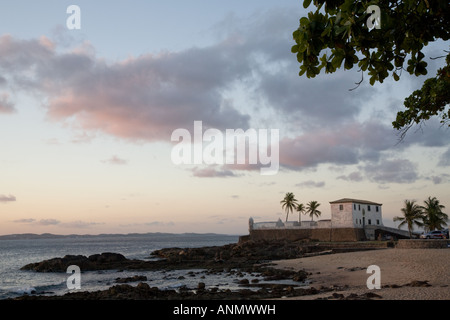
349 69 364 91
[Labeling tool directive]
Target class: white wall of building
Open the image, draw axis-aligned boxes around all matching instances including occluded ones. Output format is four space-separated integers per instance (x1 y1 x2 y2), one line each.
330 202 354 228
331 200 383 228
250 198 384 231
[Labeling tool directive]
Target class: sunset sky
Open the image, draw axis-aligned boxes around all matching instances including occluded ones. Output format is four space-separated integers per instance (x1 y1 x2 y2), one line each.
0 0 449 236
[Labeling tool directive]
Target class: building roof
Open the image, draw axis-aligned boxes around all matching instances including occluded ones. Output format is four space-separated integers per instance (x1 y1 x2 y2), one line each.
329 198 382 206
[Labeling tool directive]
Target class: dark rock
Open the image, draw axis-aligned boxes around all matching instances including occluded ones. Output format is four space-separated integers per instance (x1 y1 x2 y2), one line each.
21 252 134 272
238 289 253 296
136 282 150 291
292 271 308 282
332 292 345 299
364 292 382 299
115 275 147 283
345 267 365 272
20 239 384 300
88 252 127 262
197 282 205 290
407 280 431 287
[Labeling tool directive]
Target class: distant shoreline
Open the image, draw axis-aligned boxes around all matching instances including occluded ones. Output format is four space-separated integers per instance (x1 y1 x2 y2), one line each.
0 232 239 241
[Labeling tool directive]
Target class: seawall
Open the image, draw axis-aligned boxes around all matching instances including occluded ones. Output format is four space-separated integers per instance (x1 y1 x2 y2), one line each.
240 228 366 243
396 239 450 249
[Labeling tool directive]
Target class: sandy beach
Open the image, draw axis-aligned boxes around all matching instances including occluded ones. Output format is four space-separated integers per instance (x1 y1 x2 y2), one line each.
274 248 450 300
275 248 450 300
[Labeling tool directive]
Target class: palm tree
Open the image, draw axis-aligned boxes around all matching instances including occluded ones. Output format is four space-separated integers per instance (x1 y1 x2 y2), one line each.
393 199 424 238
306 201 321 221
296 203 306 224
280 192 299 222
421 196 448 231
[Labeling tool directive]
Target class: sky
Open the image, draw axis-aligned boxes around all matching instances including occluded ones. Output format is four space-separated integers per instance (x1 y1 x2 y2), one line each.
0 1 448 236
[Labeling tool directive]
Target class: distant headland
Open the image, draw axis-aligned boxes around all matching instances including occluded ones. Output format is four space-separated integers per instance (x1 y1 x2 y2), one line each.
0 232 234 240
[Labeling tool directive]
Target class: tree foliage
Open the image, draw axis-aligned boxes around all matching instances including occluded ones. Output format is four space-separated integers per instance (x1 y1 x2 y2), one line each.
421 196 448 231
394 197 448 237
393 199 424 238
280 192 299 222
306 200 322 221
393 53 450 138
292 0 450 134
296 203 306 223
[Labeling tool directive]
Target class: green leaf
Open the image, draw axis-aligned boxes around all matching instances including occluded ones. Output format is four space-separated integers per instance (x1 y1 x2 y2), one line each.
300 17 310 27
321 26 331 37
299 65 307 76
303 0 312 9
335 25 347 35
331 54 344 68
298 41 307 53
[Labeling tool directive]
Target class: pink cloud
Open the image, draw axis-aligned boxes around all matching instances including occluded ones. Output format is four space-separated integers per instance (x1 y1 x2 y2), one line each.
0 194 16 203
0 35 250 143
0 93 15 114
191 166 237 178
102 155 128 165
279 121 395 170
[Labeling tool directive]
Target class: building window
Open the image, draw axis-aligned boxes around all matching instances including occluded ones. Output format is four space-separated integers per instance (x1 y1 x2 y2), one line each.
358 204 360 210
354 204 356 210
367 205 371 211
368 219 372 225
355 219 358 224
376 219 380 225
376 206 379 212
339 204 343 210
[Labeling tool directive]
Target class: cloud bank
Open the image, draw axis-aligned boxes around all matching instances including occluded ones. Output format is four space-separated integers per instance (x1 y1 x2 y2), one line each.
12 218 102 228
0 195 16 203
0 9 448 179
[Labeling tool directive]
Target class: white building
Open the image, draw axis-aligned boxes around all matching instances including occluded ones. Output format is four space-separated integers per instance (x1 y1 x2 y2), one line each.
330 198 383 229
245 198 412 241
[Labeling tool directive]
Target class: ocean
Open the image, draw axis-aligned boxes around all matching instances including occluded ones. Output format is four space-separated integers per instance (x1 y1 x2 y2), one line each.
0 233 240 299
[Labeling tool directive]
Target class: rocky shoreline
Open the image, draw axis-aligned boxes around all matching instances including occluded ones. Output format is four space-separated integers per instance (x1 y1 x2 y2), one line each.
15 240 386 300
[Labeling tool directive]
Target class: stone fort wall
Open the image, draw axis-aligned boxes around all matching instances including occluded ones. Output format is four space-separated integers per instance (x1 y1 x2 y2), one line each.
241 228 367 243
396 239 450 249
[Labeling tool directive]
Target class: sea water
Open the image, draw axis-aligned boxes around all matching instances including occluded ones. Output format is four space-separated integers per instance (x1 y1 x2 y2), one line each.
0 233 240 299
